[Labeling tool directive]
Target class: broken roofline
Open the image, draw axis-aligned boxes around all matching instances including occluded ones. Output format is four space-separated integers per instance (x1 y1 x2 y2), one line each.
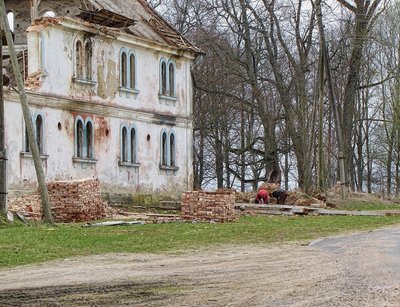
135 0 203 55
27 16 199 60
76 9 137 29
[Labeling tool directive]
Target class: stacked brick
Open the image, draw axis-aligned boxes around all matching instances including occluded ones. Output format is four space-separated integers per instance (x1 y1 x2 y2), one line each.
181 189 236 222
9 179 115 222
47 179 109 222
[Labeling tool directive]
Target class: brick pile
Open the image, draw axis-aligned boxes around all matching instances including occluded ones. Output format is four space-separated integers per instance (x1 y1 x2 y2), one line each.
9 179 116 222
48 179 109 222
8 193 42 221
181 189 236 222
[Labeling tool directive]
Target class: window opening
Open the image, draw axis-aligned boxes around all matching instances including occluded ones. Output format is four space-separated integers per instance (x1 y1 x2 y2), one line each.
25 127 30 152
76 120 84 158
122 127 128 162
36 115 43 154
76 40 83 78
129 53 135 89
121 52 127 87
43 11 56 18
170 133 175 166
162 132 167 165
168 63 175 96
7 12 14 33
86 121 93 159
161 62 167 95
130 128 136 163
84 41 92 80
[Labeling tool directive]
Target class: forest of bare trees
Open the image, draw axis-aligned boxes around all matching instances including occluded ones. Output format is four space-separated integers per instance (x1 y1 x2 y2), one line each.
150 0 400 196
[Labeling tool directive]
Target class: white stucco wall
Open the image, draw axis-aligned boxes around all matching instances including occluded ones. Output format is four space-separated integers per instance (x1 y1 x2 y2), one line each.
5 18 195 198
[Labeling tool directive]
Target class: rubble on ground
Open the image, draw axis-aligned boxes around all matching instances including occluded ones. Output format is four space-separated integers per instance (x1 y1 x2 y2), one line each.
9 179 118 222
235 182 328 208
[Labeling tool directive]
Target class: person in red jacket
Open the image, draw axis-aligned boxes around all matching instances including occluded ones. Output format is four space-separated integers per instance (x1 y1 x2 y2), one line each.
255 188 268 204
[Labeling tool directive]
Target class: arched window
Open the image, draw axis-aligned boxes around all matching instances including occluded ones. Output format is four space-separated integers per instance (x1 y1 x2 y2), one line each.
160 58 176 97
161 60 167 95
168 63 175 96
76 119 84 158
84 41 92 80
121 126 128 162
25 127 30 152
43 11 56 18
160 128 178 169
7 12 14 33
161 131 167 166
130 127 136 163
25 112 45 154
129 53 136 89
76 40 83 78
120 49 137 91
74 38 93 81
74 116 95 159
86 121 93 159
35 114 43 154
169 133 175 166
121 51 127 87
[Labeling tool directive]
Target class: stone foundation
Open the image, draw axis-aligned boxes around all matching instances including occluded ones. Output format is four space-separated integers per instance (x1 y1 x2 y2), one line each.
181 190 236 222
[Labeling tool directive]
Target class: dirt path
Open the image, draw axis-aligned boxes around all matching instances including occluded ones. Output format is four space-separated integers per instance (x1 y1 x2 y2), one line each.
1 226 400 306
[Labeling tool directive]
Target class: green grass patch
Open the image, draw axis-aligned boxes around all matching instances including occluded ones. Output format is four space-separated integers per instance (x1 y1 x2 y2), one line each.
338 199 400 211
1 215 400 268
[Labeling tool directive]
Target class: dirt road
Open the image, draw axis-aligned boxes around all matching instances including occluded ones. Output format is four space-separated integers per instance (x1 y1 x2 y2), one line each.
1 226 400 306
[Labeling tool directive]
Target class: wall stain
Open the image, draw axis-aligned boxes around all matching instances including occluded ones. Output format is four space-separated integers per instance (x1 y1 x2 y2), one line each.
97 60 118 99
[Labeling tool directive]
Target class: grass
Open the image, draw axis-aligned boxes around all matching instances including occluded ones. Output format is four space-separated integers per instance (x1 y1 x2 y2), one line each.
337 199 400 211
1 215 400 268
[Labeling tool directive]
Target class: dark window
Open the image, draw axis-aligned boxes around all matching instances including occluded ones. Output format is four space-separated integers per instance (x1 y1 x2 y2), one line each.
169 63 175 96
161 62 167 95
162 132 167 165
25 127 30 152
170 133 175 166
121 52 127 87
35 115 43 154
84 41 92 80
86 121 93 159
130 53 135 89
76 41 83 78
130 128 136 163
76 120 84 158
122 126 128 162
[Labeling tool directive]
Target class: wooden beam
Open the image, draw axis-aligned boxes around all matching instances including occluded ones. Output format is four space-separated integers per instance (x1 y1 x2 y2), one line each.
0 0 54 224
30 0 41 24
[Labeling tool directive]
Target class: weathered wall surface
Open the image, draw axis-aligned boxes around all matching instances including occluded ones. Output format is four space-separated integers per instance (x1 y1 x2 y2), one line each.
4 12 195 200
5 93 193 198
26 20 193 119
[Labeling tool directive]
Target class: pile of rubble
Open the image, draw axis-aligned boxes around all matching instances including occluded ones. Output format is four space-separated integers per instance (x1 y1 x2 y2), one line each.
235 182 327 207
181 189 236 222
9 178 117 222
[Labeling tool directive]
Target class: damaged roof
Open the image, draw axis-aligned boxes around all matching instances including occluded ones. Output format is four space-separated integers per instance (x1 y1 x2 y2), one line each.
79 0 201 54
76 9 136 28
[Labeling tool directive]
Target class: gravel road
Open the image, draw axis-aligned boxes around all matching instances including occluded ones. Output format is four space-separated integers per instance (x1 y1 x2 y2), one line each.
0 226 399 306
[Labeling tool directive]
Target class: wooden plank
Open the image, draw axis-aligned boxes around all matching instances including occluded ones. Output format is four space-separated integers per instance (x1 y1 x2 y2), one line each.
235 203 400 217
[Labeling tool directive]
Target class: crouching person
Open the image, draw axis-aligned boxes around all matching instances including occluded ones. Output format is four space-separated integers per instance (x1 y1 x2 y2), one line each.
255 188 268 204
270 189 288 205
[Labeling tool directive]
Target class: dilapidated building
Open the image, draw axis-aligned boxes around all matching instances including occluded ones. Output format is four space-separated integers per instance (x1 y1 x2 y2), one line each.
3 0 200 202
